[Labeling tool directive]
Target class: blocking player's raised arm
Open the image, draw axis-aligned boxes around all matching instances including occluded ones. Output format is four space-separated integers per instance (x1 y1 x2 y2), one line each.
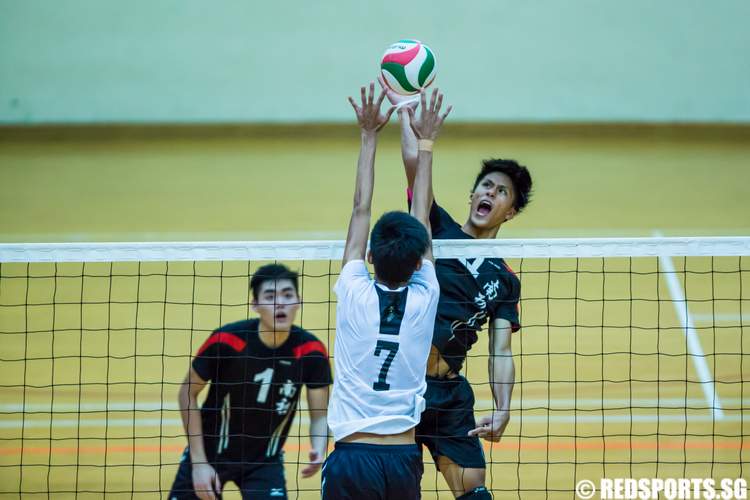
342 83 396 265
406 88 452 260
378 75 419 190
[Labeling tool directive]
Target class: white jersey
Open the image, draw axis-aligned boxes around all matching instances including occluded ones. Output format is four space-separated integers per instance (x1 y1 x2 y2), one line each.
328 259 440 442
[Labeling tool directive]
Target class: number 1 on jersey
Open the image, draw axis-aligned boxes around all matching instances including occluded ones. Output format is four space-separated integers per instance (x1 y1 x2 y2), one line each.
372 340 399 391
253 367 274 403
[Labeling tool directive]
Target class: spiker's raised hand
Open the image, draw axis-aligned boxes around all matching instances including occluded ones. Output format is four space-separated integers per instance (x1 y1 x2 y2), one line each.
406 88 452 141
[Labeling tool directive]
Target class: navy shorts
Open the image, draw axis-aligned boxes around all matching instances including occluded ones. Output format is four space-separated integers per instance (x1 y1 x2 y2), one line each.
321 442 423 499
415 376 486 469
168 448 287 499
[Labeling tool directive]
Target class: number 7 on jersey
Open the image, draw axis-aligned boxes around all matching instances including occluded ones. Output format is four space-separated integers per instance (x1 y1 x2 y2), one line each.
372 340 399 391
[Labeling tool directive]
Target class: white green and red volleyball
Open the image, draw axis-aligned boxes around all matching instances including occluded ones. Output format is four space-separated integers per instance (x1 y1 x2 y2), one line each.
380 39 436 96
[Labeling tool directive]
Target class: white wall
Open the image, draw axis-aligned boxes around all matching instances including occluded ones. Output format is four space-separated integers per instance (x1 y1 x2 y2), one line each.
1 0 748 123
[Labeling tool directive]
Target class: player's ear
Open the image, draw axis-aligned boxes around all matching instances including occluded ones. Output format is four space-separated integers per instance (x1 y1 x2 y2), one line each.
366 250 373 264
505 207 517 222
250 299 258 313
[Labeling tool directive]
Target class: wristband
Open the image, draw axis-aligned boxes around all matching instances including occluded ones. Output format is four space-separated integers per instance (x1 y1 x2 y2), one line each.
418 139 434 152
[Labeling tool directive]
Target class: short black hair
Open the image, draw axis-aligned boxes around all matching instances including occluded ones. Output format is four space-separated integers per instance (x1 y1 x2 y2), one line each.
472 158 533 213
370 211 429 286
250 264 299 301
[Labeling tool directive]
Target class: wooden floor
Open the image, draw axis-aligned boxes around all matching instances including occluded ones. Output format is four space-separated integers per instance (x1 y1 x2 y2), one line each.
0 125 748 498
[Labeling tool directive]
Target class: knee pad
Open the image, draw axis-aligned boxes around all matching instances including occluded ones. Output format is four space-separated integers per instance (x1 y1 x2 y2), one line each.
456 486 492 499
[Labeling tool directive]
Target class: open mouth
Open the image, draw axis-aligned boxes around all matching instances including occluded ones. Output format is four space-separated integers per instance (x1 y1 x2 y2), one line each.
274 312 288 322
476 200 493 217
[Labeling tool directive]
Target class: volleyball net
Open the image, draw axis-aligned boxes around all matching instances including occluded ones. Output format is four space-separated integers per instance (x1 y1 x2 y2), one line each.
0 237 748 498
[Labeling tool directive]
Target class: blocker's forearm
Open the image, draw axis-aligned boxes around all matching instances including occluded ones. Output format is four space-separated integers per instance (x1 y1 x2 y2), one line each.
352 132 377 212
398 108 419 189
410 149 434 229
343 132 377 263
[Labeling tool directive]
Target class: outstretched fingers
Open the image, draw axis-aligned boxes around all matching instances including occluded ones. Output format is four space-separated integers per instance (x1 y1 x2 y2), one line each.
347 96 360 113
405 105 415 123
405 106 420 136
438 104 453 126
377 74 387 90
378 105 397 130
434 92 443 115
375 87 387 109
429 87 438 113
350 82 395 132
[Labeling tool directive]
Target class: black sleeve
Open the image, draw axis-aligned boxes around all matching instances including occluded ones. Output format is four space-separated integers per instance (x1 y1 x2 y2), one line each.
191 331 234 382
491 274 521 332
406 191 455 238
430 201 459 237
303 353 333 389
493 300 521 332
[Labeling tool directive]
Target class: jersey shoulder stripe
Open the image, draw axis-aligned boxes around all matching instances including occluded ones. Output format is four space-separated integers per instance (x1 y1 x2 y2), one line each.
500 259 517 277
293 339 328 359
196 331 247 356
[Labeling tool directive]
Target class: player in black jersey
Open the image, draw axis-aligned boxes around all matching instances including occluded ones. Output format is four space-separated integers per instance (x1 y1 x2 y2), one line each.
168 264 332 500
380 78 533 499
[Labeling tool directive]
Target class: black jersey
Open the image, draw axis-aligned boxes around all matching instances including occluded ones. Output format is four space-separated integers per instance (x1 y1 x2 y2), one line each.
427 201 521 373
191 318 331 464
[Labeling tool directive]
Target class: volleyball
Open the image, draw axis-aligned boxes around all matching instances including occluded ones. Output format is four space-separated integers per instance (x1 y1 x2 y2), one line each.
380 39 436 96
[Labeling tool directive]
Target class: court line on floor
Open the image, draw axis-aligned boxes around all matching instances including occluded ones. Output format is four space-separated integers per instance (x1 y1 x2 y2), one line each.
655 232 724 420
692 313 746 323
1 439 747 458
1 413 747 430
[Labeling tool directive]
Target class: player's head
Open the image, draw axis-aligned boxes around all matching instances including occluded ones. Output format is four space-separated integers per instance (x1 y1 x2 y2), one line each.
368 211 429 288
468 158 532 232
250 264 300 331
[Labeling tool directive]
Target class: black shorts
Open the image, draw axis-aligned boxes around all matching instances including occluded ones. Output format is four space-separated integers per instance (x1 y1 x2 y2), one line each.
415 375 486 469
168 447 287 499
321 442 423 500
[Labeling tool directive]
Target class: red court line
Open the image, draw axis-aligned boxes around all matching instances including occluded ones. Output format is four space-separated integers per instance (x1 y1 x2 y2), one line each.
1 440 747 457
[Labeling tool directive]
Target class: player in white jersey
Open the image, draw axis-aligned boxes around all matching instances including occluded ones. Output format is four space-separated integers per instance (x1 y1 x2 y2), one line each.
322 83 451 500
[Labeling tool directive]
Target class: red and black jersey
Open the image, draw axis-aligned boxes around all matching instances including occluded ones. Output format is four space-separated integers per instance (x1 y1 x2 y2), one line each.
192 318 331 464
420 200 521 373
